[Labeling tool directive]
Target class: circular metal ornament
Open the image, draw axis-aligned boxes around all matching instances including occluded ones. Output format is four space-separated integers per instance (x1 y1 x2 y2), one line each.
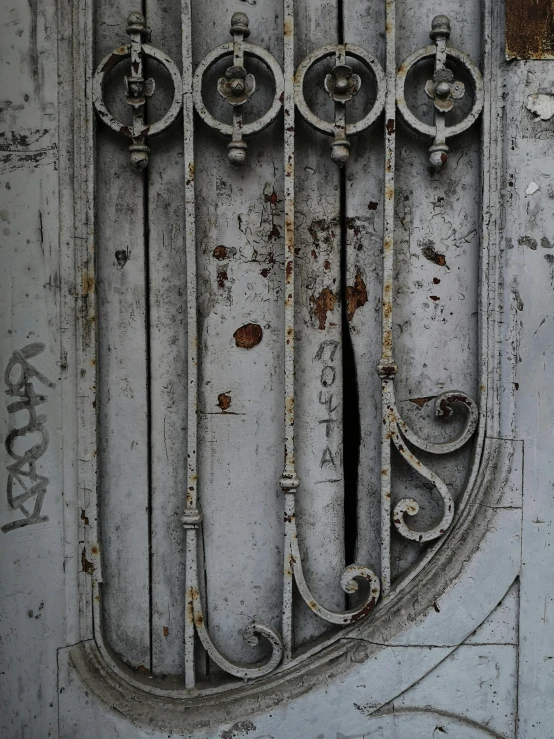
294 44 386 137
192 42 284 138
396 45 484 140
92 44 183 139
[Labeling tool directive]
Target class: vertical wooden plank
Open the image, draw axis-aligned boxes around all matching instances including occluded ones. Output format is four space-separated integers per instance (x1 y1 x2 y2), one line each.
192 2 285 664
293 0 345 646
145 0 188 677
341 0 386 579
390 0 482 581
95 3 151 668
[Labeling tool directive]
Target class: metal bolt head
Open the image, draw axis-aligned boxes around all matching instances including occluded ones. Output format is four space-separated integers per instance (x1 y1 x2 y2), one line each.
436 81 451 97
230 78 245 94
430 14 451 40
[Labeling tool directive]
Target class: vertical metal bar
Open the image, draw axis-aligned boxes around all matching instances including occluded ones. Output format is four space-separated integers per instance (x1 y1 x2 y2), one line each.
181 0 198 690
281 0 299 663
378 0 396 596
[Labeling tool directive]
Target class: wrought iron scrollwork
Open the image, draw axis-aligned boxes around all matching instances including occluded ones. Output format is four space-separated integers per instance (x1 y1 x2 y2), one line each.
295 44 385 166
193 13 284 164
92 12 183 169
91 6 485 690
396 15 484 170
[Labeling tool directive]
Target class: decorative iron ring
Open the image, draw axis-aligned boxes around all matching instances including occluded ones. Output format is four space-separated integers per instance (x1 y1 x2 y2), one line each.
294 44 386 165
93 44 182 165
192 42 284 161
396 45 483 140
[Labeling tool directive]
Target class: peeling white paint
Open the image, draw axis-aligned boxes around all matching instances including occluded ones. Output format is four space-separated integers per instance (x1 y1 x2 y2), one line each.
525 181 539 195
526 92 554 121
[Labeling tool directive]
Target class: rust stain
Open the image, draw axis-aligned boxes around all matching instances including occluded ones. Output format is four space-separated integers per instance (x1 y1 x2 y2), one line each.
506 0 554 59
216 392 232 411
429 295 440 301
233 323 263 348
310 287 336 330
264 190 279 205
80 509 89 526
368 201 378 210
260 268 270 277
81 547 94 575
216 267 228 289
82 273 95 296
386 118 395 135
90 544 99 555
409 396 434 408
163 626 169 637
420 240 448 268
213 245 229 260
346 272 368 321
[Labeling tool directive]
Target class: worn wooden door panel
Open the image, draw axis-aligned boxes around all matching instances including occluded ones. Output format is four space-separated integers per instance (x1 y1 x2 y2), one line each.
146 0 188 677
96 0 151 669
9 0 554 737
193 0 285 667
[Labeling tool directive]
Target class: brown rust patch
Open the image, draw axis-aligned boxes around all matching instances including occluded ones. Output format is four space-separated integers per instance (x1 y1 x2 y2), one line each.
506 0 554 60
213 245 229 260
368 201 378 210
216 267 228 289
216 392 232 412
233 323 263 348
163 626 169 637
386 118 395 135
409 396 434 408
346 272 368 321
310 287 336 330
420 240 448 268
81 547 94 575
82 273 95 296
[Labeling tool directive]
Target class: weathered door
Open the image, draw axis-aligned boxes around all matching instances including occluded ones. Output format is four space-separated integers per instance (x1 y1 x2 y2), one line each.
1 0 553 737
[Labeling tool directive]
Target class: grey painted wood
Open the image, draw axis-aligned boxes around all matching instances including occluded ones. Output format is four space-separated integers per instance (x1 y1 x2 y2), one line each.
501 60 554 739
342 0 386 578
192 0 285 665
293 0 346 646
5 0 554 736
0 0 64 735
146 0 188 678
95 0 151 668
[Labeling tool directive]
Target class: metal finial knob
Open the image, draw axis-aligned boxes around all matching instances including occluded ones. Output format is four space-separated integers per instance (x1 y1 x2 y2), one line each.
230 12 250 37
126 10 148 36
429 15 451 40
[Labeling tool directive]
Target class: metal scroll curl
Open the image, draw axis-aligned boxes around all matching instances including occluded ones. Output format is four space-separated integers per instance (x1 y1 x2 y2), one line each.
386 386 479 543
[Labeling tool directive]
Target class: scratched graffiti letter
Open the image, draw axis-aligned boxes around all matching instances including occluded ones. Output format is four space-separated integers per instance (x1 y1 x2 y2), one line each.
2 343 55 533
